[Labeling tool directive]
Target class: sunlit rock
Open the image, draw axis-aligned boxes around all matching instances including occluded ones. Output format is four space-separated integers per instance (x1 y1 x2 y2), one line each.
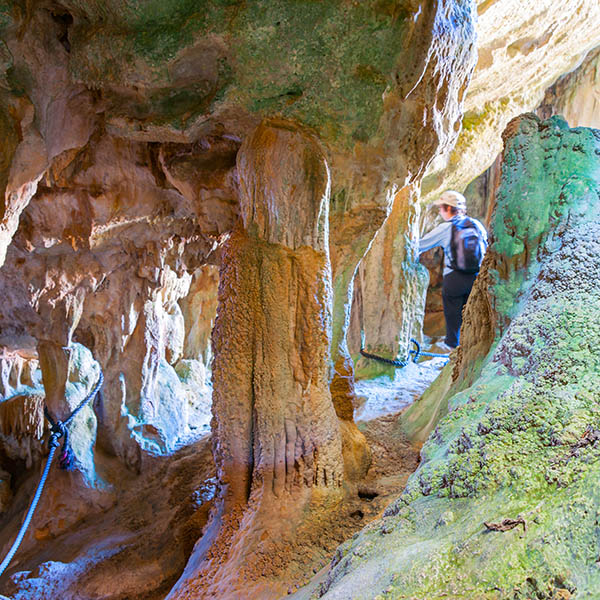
352 186 429 379
422 1 600 202
314 114 600 599
539 46 600 129
1 0 598 598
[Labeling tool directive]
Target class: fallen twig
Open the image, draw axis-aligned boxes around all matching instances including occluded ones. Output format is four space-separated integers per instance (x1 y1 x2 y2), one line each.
484 517 526 532
569 425 600 456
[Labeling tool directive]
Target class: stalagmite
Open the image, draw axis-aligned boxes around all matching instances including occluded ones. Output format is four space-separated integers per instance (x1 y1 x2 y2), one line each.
168 119 343 599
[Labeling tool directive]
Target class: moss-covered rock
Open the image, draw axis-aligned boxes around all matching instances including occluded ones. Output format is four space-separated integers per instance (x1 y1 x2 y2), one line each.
308 116 600 599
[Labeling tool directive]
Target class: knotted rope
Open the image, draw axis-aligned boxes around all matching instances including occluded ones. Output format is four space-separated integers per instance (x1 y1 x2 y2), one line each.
0 370 103 580
360 338 450 368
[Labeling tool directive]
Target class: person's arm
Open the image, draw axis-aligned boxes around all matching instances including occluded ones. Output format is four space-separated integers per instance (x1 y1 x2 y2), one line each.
419 222 451 254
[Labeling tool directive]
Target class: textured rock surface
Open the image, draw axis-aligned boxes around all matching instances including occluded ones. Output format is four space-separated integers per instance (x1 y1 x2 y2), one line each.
539 46 600 130
422 1 600 202
328 0 476 386
1 1 599 599
167 119 344 600
354 3 600 372
351 186 429 378
0 0 477 466
307 115 600 599
2 436 215 600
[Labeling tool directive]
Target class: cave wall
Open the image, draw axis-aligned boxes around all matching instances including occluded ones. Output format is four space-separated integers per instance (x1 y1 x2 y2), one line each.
0 1 599 599
0 1 478 598
349 2 600 370
312 114 600 599
0 0 477 465
422 0 600 202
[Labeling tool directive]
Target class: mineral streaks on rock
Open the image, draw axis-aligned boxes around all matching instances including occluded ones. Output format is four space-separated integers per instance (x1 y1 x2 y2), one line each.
328 0 476 427
238 119 330 252
168 120 342 599
539 46 600 130
422 0 600 202
62 0 467 150
353 186 429 379
313 115 600 599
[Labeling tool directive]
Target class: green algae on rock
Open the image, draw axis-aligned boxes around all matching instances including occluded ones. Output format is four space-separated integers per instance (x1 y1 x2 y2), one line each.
309 116 600 599
64 0 476 149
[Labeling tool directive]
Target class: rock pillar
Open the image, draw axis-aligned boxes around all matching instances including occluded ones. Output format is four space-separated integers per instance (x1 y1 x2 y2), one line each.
354 185 429 378
214 118 342 508
169 119 343 599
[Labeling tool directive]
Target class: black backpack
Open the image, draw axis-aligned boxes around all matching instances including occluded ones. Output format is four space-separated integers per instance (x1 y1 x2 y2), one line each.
450 217 486 273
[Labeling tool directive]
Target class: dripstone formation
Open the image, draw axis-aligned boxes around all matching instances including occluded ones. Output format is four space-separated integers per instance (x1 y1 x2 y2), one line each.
0 1 599 599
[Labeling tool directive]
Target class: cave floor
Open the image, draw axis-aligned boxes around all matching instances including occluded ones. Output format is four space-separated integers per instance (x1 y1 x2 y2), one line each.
0 350 445 600
285 350 446 597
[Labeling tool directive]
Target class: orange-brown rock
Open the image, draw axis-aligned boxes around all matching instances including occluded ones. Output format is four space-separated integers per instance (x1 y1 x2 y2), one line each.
169 120 343 599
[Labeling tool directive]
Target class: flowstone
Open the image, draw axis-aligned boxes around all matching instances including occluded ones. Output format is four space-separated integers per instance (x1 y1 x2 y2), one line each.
305 116 600 599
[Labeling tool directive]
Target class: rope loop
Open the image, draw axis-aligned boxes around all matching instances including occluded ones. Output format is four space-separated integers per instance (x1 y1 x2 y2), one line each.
408 338 450 361
409 338 421 362
48 431 62 450
43 371 103 471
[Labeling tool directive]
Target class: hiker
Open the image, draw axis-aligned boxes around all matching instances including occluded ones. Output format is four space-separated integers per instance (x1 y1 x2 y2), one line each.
418 190 488 351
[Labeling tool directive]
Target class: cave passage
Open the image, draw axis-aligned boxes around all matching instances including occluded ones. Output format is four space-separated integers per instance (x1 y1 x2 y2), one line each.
0 1 599 599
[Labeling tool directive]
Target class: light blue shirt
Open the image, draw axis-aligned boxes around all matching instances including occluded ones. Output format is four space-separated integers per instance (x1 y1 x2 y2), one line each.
419 215 488 276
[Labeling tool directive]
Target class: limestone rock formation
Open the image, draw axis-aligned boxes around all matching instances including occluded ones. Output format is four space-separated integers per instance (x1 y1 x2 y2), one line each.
0 1 599 599
422 0 600 201
167 119 343 599
311 115 600 599
0 1 479 597
539 46 600 130
354 4 600 372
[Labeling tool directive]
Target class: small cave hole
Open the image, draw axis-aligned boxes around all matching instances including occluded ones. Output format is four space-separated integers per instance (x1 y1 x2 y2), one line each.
51 9 73 53
350 509 364 520
357 488 379 501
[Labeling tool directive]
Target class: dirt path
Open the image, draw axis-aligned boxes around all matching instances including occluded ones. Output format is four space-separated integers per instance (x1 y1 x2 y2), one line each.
283 354 446 597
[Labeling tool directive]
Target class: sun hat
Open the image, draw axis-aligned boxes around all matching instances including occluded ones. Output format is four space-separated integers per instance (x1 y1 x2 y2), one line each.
433 190 467 210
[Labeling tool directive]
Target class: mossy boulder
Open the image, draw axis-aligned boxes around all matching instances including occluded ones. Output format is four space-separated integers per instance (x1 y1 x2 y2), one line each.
309 116 600 599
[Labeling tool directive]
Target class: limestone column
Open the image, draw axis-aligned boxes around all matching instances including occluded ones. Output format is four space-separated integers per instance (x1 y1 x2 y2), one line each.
354 185 429 378
36 291 101 484
214 118 342 506
169 119 343 599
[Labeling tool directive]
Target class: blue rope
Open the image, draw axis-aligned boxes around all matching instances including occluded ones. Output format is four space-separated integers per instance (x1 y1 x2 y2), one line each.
359 348 408 368
44 371 104 470
408 338 450 362
360 339 450 368
0 439 58 578
0 370 103 581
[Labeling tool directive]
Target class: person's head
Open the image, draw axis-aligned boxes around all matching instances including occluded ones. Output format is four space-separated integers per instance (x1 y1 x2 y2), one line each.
433 190 467 221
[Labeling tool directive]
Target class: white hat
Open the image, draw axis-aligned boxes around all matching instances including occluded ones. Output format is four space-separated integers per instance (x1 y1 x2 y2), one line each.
434 190 467 210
